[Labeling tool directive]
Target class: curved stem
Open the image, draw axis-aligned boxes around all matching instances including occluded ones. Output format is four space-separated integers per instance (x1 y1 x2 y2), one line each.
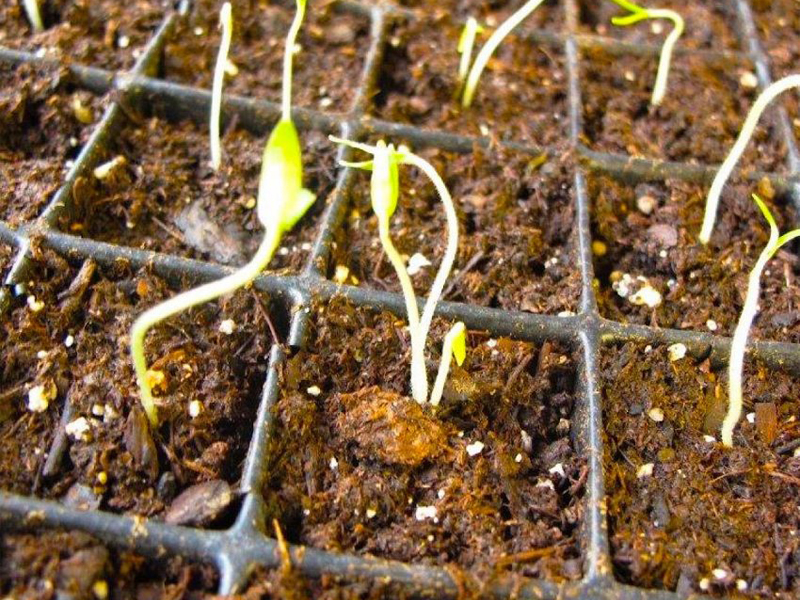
131 229 281 426
458 17 481 83
378 221 424 403
647 9 683 106
401 153 459 404
700 75 800 244
282 0 307 121
23 0 44 33
462 0 545 107
210 2 233 171
429 323 464 407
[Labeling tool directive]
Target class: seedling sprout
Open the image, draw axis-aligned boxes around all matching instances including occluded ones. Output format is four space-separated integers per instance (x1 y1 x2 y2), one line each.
131 0 313 427
23 0 44 33
721 194 800 447
699 75 800 244
457 17 483 85
461 0 546 108
608 0 683 107
330 135 466 406
210 2 233 170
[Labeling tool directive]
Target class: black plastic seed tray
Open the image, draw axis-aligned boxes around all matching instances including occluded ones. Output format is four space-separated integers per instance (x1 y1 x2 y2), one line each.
1 0 799 597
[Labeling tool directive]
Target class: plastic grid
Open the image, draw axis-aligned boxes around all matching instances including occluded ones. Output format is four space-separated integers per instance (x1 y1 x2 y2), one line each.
0 0 799 597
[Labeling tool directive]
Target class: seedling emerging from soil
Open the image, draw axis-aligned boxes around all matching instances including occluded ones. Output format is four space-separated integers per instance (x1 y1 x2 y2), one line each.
461 0 546 107
131 0 313 427
700 75 800 244
608 0 684 106
210 2 233 170
430 322 467 407
721 194 800 447
329 135 463 405
457 17 483 84
23 0 44 33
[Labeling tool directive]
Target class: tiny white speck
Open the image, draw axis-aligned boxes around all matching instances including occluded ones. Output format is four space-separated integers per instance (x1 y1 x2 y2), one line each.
407 252 432 276
218 319 235 335
706 319 718 331
118 35 130 48
415 505 437 521
333 265 350 284
427 534 434 542
515 453 523 463
736 579 747 591
27 384 55 412
536 478 555 490
486 339 497 348
319 97 333 108
307 385 321 396
64 334 75 347
644 345 652 353
558 310 576 317
637 463 654 478
366 508 376 519
457 430 464 438
746 412 756 424
479 124 490 136
27 295 45 312
189 400 203 418
668 343 687 362
659 250 667 258
66 417 91 441
329 456 338 470
466 441 484 456
91 404 105 417
703 435 716 443
548 463 565 477
279 247 289 256
699 578 710 591
193 26 204 36
437 489 445 499
739 71 758 89
712 568 728 580
303 508 310 516
650 21 663 34
301 242 312 251
648 407 665 422
14 283 26 296
37 350 47 359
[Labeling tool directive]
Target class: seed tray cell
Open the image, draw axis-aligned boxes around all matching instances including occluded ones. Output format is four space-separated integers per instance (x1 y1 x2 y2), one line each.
0 0 799 598
392 0 565 33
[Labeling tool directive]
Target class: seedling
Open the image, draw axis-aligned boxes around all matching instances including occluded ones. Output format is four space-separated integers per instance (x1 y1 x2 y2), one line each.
699 75 800 244
460 0 546 108
457 17 483 85
608 0 684 106
131 0 313 427
23 0 44 33
430 322 466 407
721 194 800 447
210 2 233 170
329 135 465 405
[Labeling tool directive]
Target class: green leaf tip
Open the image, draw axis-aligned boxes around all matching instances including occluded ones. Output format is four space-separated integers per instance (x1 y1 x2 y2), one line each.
258 119 316 233
752 193 777 234
451 322 467 366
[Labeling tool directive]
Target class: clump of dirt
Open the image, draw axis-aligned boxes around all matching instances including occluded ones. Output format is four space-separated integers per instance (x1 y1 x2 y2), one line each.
373 15 568 147
163 0 370 113
581 47 788 171
0 528 218 599
264 297 585 583
0 0 167 71
63 115 337 272
0 62 105 226
601 342 800 598
0 242 274 521
329 143 580 314
591 173 800 342
578 0 741 50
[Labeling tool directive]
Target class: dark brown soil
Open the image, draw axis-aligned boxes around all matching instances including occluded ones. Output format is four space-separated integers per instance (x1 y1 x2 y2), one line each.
328 143 580 314
0 0 166 72
393 0 564 33
62 115 337 272
0 243 274 521
373 15 568 147
0 62 105 227
0 243 14 281
163 0 370 113
601 342 800 598
0 528 218 599
264 298 585 583
591 173 800 342
577 0 741 51
580 47 788 171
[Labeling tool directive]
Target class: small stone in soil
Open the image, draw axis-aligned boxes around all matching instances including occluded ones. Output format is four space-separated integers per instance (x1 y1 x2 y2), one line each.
63 483 102 511
124 409 159 481
164 479 233 526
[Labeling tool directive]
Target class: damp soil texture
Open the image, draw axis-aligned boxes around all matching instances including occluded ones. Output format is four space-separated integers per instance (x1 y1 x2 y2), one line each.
61 114 338 271
0 61 106 227
580 47 788 170
163 0 371 113
0 244 276 523
591 173 800 342
328 143 580 314
264 298 585 584
601 343 800 599
0 528 218 599
0 0 166 71
372 14 568 147
392 0 564 32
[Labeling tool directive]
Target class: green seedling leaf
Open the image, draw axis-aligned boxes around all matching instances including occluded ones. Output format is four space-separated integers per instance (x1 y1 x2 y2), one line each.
451 322 467 366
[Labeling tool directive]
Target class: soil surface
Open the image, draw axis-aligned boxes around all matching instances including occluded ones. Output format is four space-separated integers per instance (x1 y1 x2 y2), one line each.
591 173 800 342
393 0 564 32
0 62 105 227
0 528 218 599
264 298 585 584
578 0 741 51
63 115 337 272
373 15 568 147
0 0 167 72
328 142 580 314
601 343 800 598
163 0 370 113
0 243 275 522
581 48 788 171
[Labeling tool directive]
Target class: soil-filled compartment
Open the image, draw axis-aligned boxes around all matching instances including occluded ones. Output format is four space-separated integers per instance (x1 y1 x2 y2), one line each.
0 0 167 72
0 243 278 523
0 61 107 227
372 14 568 148
390 0 565 33
591 172 800 343
580 46 788 171
60 112 337 272
163 0 371 114
264 297 586 584
600 342 800 598
328 141 581 315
